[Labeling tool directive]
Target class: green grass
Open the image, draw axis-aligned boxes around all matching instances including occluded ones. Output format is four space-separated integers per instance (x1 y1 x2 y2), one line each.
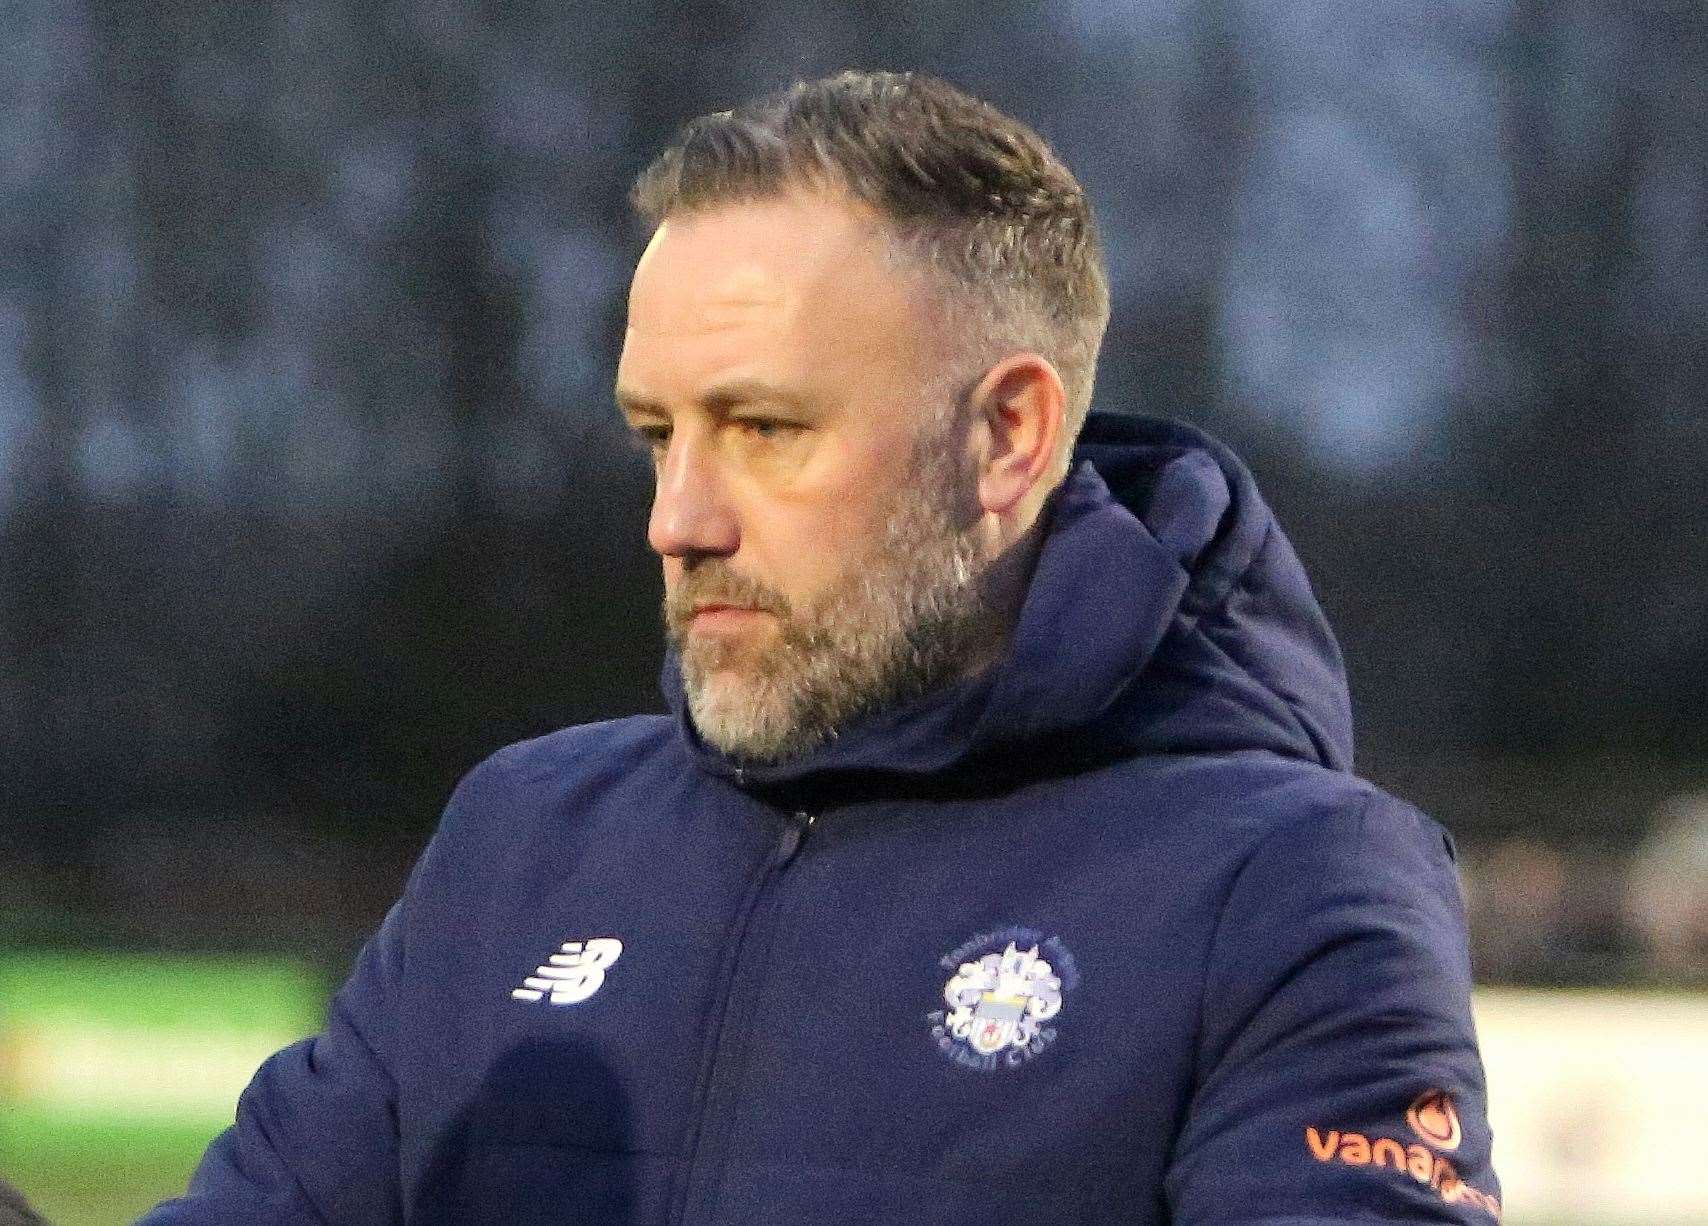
11 1149 202 1225
0 949 326 1226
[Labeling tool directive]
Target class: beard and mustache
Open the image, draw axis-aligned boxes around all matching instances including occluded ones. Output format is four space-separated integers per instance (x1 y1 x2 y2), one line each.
663 420 1002 765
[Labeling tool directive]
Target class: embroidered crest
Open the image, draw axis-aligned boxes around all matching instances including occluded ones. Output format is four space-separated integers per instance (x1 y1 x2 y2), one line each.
926 926 1080 1072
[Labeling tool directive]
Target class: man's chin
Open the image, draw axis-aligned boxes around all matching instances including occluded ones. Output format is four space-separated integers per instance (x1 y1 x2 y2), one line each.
685 678 810 763
680 637 772 686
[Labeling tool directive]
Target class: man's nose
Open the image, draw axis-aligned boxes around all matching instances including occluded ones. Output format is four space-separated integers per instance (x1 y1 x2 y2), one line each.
647 431 739 559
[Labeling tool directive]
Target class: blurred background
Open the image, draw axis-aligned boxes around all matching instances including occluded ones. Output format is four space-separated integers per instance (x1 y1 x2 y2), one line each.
1 1 1704 1222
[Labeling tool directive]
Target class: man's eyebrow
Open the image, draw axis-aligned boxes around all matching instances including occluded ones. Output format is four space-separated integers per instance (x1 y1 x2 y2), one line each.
614 389 666 423
615 378 810 417
699 377 812 413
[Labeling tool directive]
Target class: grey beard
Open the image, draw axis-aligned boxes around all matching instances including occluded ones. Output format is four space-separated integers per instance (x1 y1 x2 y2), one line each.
666 467 999 765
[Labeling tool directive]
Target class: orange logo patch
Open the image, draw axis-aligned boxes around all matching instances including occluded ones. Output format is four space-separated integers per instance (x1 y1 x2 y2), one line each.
1407 1088 1462 1152
1304 1091 1498 1222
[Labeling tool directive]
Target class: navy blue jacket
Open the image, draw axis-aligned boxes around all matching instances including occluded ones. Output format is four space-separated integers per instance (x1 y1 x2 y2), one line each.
141 413 1500 1224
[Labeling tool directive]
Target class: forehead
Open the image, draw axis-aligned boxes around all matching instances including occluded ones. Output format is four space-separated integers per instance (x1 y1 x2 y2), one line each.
620 190 940 387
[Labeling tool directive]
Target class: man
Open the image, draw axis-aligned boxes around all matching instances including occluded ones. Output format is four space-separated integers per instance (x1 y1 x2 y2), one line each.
142 71 1500 1224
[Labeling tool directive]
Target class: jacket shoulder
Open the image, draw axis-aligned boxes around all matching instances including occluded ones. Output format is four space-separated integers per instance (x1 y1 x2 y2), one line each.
1232 764 1461 901
1187 757 1472 991
484 714 677 788
1121 750 1451 863
418 715 677 867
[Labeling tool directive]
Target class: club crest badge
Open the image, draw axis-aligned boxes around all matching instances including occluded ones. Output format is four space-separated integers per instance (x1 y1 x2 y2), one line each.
926 925 1080 1072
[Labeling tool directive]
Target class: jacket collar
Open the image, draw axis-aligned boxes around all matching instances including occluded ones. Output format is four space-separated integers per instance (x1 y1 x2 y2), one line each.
661 411 1353 803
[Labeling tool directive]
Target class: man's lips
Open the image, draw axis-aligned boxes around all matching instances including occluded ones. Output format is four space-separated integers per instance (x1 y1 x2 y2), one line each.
689 603 773 628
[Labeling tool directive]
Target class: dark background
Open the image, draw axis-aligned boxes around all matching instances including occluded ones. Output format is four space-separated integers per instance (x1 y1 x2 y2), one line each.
2 1 1704 987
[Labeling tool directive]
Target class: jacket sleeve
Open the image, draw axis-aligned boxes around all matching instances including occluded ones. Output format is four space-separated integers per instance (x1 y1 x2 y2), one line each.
1165 790 1502 1225
135 756 503 1226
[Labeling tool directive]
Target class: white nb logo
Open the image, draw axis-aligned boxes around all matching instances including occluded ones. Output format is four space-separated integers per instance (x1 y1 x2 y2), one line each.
510 937 624 1005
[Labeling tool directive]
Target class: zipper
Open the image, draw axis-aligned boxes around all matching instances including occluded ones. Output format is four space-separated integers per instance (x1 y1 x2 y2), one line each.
777 808 814 864
670 806 815 1226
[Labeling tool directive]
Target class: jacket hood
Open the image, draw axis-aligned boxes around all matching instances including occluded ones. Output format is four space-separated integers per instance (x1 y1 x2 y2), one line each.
661 411 1353 800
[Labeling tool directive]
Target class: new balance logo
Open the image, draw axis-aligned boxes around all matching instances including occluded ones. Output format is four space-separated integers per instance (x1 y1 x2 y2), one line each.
510 937 624 1005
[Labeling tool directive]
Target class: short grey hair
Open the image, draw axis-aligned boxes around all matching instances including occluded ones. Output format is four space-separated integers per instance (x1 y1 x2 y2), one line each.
629 70 1111 471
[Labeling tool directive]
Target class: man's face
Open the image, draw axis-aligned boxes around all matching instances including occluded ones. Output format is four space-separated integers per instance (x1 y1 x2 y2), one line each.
615 188 996 762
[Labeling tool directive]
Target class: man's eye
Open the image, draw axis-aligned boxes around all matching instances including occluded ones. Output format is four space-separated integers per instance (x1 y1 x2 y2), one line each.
630 426 670 454
735 418 800 441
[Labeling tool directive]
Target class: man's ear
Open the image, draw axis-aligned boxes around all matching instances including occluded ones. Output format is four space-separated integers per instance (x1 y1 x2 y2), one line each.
970 354 1066 516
